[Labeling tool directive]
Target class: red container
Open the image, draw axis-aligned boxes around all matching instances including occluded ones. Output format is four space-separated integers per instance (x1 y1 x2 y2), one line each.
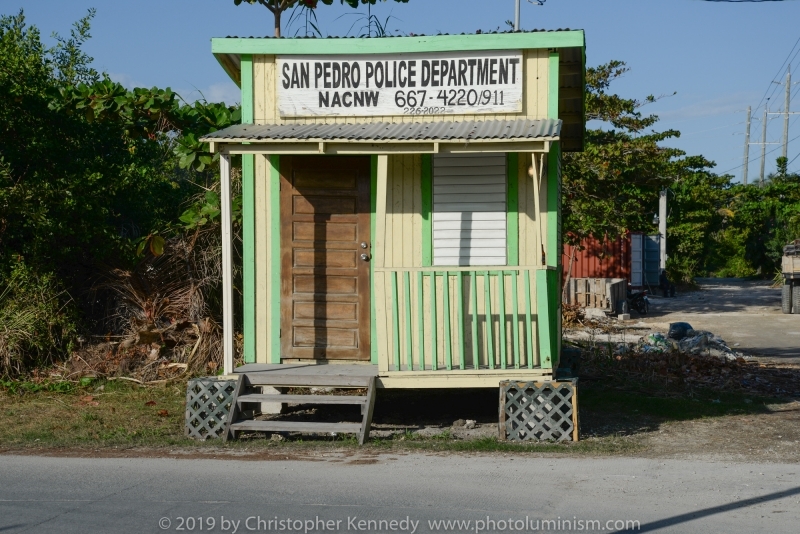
562 233 632 283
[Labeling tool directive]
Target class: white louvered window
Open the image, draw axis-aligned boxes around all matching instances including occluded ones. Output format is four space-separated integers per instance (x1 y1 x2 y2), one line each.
432 153 507 266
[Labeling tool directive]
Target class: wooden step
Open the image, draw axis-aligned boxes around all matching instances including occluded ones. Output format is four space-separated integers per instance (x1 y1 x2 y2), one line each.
229 420 362 434
237 394 367 406
243 373 373 388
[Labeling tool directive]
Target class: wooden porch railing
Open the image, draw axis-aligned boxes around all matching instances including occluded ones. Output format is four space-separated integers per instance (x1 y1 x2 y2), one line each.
374 267 542 372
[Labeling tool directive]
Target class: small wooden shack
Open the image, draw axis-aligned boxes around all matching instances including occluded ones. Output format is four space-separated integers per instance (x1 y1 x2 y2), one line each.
202 30 586 394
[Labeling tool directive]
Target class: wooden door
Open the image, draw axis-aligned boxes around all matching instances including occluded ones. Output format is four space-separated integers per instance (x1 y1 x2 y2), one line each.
280 156 371 360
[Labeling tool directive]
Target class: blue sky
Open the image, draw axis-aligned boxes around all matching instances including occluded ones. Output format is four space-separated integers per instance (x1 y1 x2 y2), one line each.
6 0 800 180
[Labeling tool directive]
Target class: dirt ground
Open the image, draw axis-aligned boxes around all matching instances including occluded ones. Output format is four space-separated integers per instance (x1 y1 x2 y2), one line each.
642 278 800 363
3 278 799 463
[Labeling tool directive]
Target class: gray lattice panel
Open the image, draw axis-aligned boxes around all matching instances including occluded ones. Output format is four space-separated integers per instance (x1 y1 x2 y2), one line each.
185 377 237 440
499 380 578 442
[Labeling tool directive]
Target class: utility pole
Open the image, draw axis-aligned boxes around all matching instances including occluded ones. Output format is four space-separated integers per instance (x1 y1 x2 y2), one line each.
760 104 768 187
783 66 791 160
514 0 520 30
743 106 751 185
659 189 667 272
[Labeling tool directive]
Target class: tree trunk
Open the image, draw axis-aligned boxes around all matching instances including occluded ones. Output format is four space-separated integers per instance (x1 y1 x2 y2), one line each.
274 8 282 38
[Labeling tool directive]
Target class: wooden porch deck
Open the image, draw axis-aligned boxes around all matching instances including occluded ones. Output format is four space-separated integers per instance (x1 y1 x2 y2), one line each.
234 363 552 389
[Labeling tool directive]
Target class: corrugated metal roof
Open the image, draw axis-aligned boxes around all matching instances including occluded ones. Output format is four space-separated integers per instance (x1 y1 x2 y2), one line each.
220 29 578 40
201 119 561 143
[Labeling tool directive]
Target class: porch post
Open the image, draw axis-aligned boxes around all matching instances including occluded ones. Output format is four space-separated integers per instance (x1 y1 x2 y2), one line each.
220 153 235 375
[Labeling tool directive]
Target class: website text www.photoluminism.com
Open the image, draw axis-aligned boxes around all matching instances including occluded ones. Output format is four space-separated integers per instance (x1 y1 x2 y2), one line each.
159 515 642 533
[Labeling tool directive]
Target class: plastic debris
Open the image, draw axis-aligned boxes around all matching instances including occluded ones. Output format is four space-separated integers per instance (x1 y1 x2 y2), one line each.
668 322 694 341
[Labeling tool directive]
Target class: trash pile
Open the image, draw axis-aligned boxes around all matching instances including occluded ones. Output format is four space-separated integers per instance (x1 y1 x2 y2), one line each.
578 321 800 398
634 322 741 361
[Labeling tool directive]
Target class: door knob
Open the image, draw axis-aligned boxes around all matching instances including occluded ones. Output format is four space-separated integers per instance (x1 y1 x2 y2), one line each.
360 242 369 249
360 253 371 262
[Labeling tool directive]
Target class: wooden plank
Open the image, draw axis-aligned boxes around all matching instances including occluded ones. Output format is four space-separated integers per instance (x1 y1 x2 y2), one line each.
244 374 373 387
430 273 438 371
222 374 245 442
417 271 425 370
498 271 507 369
403 271 412 370
374 271 390 373
512 270 520 369
484 272 495 369
230 420 362 433
392 270 400 371
421 154 433 267
254 154 268 364
238 394 367 405
443 272 452 371
470 273 479 370
525 269 534 369
268 155 281 363
221 155 235 375
360 376 377 445
457 271 465 370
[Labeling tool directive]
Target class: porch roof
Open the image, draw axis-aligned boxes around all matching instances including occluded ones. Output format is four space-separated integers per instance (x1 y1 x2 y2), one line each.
202 118 561 155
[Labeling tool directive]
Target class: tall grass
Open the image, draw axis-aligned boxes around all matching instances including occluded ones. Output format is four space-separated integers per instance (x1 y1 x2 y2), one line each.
0 263 77 377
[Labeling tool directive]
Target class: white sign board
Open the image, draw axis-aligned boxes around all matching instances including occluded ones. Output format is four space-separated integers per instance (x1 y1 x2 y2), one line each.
276 50 523 118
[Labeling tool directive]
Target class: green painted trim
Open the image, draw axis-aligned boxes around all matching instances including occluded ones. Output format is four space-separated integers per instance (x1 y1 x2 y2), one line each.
548 51 559 120
240 54 253 123
511 272 520 369
417 271 425 370
546 144 562 368
442 272 452 371
403 271 412 370
241 54 255 363
456 271 465 370
547 145 560 268
536 269 558 369
498 272 506 370
370 155 378 365
391 272 400 370
524 270 533 369
470 274 479 371
429 273 438 371
421 154 433 267
484 272 494 370
212 31 585 56
506 153 519 266
269 155 281 363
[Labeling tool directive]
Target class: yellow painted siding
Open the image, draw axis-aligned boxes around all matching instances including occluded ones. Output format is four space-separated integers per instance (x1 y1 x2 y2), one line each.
252 51 551 126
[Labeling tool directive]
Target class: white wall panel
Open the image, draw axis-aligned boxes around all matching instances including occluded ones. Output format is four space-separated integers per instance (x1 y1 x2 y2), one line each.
433 153 506 266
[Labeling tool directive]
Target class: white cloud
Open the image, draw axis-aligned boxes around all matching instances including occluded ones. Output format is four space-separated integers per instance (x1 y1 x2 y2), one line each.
107 72 144 89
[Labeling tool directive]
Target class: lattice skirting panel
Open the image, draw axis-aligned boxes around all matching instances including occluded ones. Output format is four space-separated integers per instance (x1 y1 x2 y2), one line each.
185 377 237 440
499 380 579 442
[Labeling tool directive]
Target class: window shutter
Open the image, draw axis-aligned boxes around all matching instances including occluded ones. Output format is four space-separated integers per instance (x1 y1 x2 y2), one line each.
432 153 507 266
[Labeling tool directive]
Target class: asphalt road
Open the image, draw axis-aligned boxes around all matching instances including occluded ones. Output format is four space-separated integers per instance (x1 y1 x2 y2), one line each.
643 278 800 363
2 453 798 534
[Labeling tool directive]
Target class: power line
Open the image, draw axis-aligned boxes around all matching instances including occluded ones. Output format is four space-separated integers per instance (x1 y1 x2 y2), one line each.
753 36 800 115
721 130 800 175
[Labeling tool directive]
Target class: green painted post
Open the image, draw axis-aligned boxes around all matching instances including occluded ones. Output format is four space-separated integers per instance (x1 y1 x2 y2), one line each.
536 269 556 369
548 52 560 120
430 273 438 371
269 155 281 363
470 273 479 370
484 273 495 370
421 154 433 267
457 271 465 370
443 272 452 371
507 153 519 266
524 270 533 369
391 271 400 371
417 271 425 371
403 271 412 371
240 54 255 364
512 271 520 369
498 271 507 370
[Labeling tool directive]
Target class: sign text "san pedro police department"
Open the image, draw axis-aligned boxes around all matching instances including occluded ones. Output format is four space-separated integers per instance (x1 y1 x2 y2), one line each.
276 50 523 117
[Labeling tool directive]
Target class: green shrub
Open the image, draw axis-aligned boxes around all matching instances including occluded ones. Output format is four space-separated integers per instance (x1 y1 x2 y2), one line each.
0 262 78 377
